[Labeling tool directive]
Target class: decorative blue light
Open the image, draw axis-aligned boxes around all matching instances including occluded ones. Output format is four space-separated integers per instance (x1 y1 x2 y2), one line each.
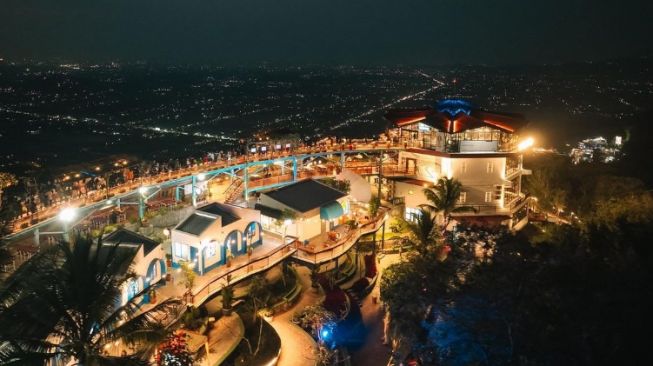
319 322 337 344
436 99 475 117
321 328 331 340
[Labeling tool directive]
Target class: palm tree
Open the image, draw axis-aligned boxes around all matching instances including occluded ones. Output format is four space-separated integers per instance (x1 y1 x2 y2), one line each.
422 177 476 235
404 207 439 255
0 235 183 366
248 275 270 322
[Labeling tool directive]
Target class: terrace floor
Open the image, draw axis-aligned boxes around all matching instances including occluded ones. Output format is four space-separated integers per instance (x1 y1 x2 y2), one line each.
156 232 294 306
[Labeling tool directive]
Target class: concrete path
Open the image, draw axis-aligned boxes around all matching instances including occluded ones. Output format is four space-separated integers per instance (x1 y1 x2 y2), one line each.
206 313 244 366
268 266 323 366
350 254 399 366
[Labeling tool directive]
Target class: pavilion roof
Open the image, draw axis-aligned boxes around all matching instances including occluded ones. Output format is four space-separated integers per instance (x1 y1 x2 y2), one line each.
384 99 527 134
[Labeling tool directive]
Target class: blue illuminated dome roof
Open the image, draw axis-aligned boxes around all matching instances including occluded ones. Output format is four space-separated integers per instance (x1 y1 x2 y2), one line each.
436 99 476 117
384 99 527 134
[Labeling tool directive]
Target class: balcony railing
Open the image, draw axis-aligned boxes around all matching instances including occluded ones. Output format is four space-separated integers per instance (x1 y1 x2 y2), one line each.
293 210 387 264
452 204 508 215
191 241 296 306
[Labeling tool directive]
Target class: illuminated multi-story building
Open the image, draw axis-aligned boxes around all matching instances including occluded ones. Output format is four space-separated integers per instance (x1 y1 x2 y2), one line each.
384 99 532 229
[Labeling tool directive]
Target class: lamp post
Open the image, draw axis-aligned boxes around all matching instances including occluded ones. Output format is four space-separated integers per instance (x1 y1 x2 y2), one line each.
58 207 77 242
138 186 148 220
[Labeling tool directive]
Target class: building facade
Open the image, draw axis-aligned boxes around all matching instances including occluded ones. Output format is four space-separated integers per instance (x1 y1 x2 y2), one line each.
255 179 348 242
171 202 262 274
384 99 531 229
101 228 167 305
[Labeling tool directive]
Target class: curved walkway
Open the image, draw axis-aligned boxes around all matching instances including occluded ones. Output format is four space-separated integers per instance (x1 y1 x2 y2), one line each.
206 313 244 366
350 254 399 366
268 266 323 366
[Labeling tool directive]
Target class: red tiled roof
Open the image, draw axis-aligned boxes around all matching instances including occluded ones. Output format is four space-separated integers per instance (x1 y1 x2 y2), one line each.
385 104 527 134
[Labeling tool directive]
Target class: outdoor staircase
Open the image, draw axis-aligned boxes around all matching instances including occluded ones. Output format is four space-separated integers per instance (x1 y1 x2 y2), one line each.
224 179 245 204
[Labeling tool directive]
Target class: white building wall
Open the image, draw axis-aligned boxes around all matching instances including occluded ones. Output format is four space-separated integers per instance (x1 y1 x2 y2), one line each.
171 230 199 263
298 212 322 241
398 151 442 183
119 243 165 305
259 193 343 241
394 181 428 211
449 156 507 209
396 152 509 211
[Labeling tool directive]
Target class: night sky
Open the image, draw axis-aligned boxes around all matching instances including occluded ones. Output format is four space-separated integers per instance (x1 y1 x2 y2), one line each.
1 0 652 65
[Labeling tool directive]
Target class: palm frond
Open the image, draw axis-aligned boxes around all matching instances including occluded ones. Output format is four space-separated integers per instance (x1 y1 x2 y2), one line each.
99 297 184 346
0 234 176 365
451 205 478 214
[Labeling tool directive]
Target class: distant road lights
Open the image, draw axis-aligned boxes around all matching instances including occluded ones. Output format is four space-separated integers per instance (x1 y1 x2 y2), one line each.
58 207 77 223
517 137 535 151
197 173 206 181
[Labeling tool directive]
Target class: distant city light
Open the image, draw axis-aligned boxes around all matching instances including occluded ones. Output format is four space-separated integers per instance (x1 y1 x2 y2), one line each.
569 136 623 164
138 186 148 195
197 173 206 181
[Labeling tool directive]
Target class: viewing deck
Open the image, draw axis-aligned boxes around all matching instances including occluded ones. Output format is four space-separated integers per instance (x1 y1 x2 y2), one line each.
4 140 402 242
157 210 387 307
294 210 387 265
154 234 296 307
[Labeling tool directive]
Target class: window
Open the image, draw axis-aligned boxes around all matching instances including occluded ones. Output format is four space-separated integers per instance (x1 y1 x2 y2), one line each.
205 244 216 258
150 263 158 280
173 243 190 260
458 192 467 204
173 243 181 257
494 185 503 200
485 192 493 203
486 162 494 173
127 279 140 301
405 207 422 222
261 215 282 234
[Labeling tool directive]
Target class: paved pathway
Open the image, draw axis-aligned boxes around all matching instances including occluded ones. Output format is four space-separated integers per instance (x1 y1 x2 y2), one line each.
206 313 244 366
350 254 399 366
268 266 323 366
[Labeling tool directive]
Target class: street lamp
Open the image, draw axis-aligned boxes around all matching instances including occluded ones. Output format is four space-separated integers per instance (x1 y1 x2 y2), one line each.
58 207 77 223
517 137 534 151
58 207 77 242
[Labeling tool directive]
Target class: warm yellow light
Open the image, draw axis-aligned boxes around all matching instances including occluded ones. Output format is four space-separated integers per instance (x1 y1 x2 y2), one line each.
517 137 534 151
58 207 77 223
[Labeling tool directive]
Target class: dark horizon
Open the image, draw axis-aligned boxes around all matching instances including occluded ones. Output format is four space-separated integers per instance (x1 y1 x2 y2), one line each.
2 54 652 69
2 0 652 66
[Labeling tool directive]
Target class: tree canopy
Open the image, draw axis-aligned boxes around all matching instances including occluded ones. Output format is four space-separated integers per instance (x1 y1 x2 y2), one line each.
0 235 183 365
